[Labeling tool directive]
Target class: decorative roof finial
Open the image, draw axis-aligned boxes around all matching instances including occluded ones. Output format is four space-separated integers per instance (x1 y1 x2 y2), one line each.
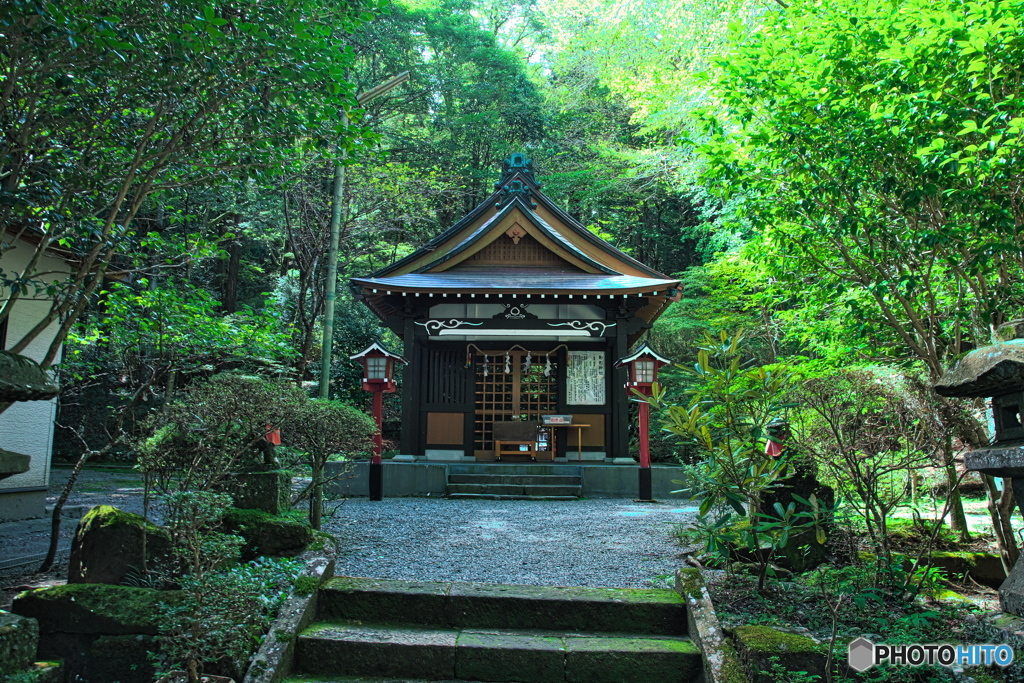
495 153 541 209
495 152 540 188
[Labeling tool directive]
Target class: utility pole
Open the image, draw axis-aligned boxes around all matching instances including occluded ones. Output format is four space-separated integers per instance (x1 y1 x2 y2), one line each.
319 71 410 399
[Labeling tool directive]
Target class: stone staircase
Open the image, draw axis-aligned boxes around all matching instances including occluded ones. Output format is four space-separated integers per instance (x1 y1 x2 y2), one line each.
445 464 583 500
284 577 702 683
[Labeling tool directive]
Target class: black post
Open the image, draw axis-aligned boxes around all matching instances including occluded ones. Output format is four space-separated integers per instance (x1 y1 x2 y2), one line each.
369 461 383 501
639 467 652 501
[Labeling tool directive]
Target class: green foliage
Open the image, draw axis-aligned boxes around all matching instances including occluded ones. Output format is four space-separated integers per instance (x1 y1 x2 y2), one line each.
139 374 308 492
156 556 301 682
281 398 376 528
653 330 809 591
0 0 384 366
699 0 1024 377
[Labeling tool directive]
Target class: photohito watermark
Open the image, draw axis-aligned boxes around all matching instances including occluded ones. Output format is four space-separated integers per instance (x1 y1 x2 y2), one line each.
848 638 1014 672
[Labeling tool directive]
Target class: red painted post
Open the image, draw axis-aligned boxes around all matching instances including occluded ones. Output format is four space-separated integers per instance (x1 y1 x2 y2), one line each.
638 399 651 469
371 389 384 465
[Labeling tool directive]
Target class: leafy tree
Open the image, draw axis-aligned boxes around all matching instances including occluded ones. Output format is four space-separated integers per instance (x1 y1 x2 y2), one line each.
696 0 1024 545
0 0 382 400
284 399 376 529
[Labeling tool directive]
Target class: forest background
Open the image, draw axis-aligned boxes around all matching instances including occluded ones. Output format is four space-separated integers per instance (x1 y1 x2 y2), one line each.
3 0 1024 554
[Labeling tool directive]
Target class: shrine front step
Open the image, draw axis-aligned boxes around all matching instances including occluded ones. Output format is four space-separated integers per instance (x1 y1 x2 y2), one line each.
288 577 701 683
447 483 582 498
448 464 584 476
449 474 582 486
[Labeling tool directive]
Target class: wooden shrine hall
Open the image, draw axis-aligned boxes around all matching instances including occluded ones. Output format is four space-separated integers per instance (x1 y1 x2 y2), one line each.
350 154 682 462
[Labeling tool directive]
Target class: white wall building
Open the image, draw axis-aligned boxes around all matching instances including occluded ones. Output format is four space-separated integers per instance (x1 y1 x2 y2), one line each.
0 236 72 521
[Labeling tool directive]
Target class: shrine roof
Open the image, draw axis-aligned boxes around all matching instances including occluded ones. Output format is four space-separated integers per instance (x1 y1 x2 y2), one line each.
368 154 678 284
351 271 680 295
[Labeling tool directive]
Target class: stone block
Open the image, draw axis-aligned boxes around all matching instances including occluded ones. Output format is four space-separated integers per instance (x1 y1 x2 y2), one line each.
220 470 291 514
12 584 178 636
0 609 39 676
88 633 157 683
564 635 701 683
221 508 313 561
455 631 565 683
68 504 171 585
731 625 826 683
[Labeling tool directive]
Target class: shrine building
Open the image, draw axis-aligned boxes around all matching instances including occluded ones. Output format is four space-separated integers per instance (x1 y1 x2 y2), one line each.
350 154 681 462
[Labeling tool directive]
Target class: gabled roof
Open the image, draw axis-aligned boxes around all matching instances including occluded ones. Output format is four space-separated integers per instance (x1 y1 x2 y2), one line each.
366 154 679 287
351 155 682 329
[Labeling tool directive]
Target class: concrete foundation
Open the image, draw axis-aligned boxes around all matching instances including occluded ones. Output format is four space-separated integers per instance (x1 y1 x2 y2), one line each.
0 488 46 522
325 462 688 500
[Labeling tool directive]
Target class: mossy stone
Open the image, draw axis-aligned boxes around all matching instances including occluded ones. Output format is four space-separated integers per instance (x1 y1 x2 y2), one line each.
88 634 157 683
221 507 313 561
0 610 39 676
220 470 291 514
12 583 180 635
732 625 826 683
68 504 171 585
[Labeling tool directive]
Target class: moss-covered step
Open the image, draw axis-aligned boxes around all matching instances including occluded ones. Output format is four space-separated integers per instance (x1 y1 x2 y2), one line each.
320 578 452 627
294 621 700 683
445 583 686 635
319 578 686 635
296 623 458 680
12 583 180 635
564 634 701 683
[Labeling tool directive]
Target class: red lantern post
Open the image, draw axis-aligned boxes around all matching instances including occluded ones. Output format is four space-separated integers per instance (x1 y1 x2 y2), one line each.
615 343 672 501
350 342 407 500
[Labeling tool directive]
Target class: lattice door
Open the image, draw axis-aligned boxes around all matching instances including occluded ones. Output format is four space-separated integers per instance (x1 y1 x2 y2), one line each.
473 350 558 456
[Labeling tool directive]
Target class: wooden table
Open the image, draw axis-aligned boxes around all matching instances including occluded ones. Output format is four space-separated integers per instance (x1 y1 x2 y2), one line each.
545 423 591 460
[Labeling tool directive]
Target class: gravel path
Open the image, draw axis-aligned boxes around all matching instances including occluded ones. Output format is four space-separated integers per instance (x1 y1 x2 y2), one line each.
324 497 697 589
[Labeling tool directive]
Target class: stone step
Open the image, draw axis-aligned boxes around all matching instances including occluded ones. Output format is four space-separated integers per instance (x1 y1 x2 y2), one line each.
295 622 701 683
448 464 583 476
448 474 582 486
446 484 582 497
318 578 687 635
446 494 580 501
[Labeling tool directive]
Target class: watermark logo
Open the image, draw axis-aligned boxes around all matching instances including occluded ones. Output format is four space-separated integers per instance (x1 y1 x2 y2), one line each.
848 638 1014 671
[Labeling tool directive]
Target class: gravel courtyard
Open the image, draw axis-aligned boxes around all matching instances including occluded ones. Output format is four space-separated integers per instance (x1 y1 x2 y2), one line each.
1 469 697 605
324 497 697 589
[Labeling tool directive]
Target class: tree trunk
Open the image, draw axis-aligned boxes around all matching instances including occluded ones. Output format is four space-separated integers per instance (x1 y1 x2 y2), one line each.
983 475 1020 575
310 461 323 531
942 437 970 542
39 449 92 572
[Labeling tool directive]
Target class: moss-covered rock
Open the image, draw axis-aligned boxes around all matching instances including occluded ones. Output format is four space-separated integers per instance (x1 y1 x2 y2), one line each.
0 610 39 676
4 660 64 683
927 551 1005 589
221 507 313 561
12 583 180 635
88 633 158 683
731 625 825 683
68 504 171 585
220 470 292 514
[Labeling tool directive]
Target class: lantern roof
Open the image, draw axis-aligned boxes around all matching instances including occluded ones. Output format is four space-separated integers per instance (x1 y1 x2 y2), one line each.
614 342 673 368
349 341 408 364
0 351 59 402
934 339 1024 398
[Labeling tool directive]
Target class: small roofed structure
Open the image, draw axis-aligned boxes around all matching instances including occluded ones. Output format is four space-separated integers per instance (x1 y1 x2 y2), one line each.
350 154 682 461
935 321 1024 616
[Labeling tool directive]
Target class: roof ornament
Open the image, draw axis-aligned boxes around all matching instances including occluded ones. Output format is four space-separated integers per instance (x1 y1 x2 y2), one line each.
495 153 541 209
496 179 537 209
496 152 539 187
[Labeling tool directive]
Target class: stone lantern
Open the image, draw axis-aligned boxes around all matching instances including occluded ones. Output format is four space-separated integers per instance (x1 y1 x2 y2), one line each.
0 351 58 481
935 321 1024 615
